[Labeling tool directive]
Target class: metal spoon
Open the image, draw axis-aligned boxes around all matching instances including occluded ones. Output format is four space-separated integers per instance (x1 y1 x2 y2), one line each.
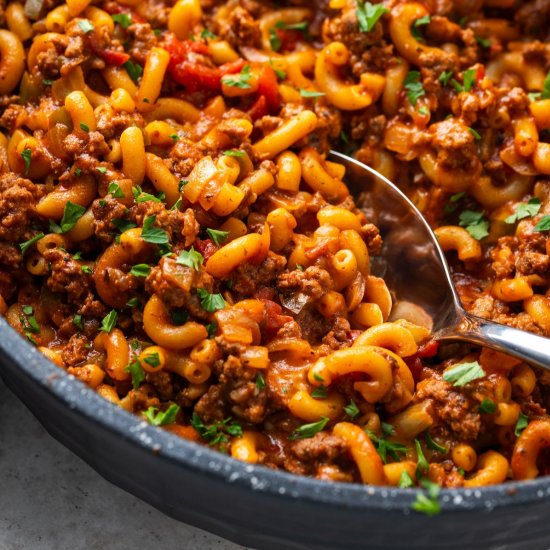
330 150 550 370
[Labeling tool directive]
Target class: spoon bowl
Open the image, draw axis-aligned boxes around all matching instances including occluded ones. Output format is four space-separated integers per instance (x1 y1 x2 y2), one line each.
330 150 550 370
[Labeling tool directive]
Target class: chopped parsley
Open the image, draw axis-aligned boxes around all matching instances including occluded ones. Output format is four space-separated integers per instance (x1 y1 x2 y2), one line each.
100 310 118 333
126 297 141 308
468 127 481 140
398 471 414 488
418 105 430 116
126 359 145 389
21 148 32 176
190 413 243 447
425 431 448 454
411 15 430 42
143 352 161 367
19 305 40 345
124 60 143 82
439 70 453 86
176 247 204 270
79 122 89 132
299 88 325 98
442 360 486 387
72 314 84 331
81 265 93 274
462 68 477 92
414 438 429 477
205 321 218 338
356 1 388 33
108 182 125 198
515 412 529 437
20 233 44 255
197 288 226 312
170 133 179 141
49 201 86 234
111 13 132 29
344 399 360 419
311 386 328 399
78 19 94 33
269 59 286 80
200 28 217 39
540 70 550 100
269 21 308 51
313 372 324 383
404 71 425 105
459 210 489 240
289 417 329 440
255 373 266 389
130 264 151 277
132 186 164 203
206 228 229 246
222 65 252 89
96 166 107 174
534 215 550 232
112 218 137 233
479 398 497 414
412 479 441 516
476 36 491 48
367 428 408 463
224 149 245 157
144 404 180 426
141 215 170 245
505 198 541 224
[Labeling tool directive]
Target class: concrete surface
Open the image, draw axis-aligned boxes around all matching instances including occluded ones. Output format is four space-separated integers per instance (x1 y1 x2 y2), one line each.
0 379 248 550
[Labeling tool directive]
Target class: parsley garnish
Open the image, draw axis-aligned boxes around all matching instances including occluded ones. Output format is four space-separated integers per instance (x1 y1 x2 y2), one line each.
79 122 89 132
100 310 118 333
74 168 82 177
515 412 529 437
222 65 252 89
125 359 145 389
144 404 180 426
459 210 489 240
367 429 408 463
43 79 54 86
141 216 169 245
205 321 218 338
442 360 486 387
50 201 86 233
534 215 550 232
344 399 360 419
299 88 325 98
412 479 441 516
19 305 40 344
505 198 541 224
176 247 204 270
269 59 286 80
20 233 44 255
411 15 430 42
476 36 491 48
311 386 328 399
418 105 430 116
81 265 93 274
124 60 143 82
462 68 476 92
479 398 496 414
190 413 243 446
439 70 453 86
111 13 132 29
425 431 448 454
130 264 150 277
143 352 160 367
269 21 308 51
206 228 229 246
96 166 107 174
78 19 94 33
404 71 425 105
126 297 141 308
21 148 32 176
224 150 245 157
414 438 429 477
200 28 217 39
468 127 481 140
72 314 84 330
289 417 329 440
112 218 137 233
255 373 266 389
108 181 125 198
132 186 164 203
197 289 226 312
398 471 414 488
356 1 388 33
542 70 550 100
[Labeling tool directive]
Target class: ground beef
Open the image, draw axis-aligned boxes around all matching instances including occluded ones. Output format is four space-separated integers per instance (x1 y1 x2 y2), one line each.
92 197 129 242
145 370 174 401
125 23 159 65
216 5 261 49
61 333 90 366
321 316 352 350
277 266 332 304
0 173 42 241
430 118 480 173
170 138 205 177
515 0 550 36
145 256 215 321
415 376 481 441
230 252 287 297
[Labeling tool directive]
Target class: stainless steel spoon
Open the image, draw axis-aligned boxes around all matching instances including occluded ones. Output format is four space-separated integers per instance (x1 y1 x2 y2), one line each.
330 150 550 369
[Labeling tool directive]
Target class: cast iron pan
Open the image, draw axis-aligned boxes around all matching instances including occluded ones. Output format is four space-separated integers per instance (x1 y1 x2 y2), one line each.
1 316 549 550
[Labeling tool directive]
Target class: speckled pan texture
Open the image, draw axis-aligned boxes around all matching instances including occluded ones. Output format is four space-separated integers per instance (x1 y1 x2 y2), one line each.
1 315 549 550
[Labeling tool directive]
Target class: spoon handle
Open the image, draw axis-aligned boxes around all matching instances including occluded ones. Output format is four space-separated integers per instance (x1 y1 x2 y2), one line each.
437 312 550 371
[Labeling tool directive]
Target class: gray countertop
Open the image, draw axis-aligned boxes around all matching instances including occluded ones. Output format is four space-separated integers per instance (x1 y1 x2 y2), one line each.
0 379 248 550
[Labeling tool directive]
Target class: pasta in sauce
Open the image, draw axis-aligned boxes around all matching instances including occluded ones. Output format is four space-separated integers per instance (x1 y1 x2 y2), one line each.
2 0 550 494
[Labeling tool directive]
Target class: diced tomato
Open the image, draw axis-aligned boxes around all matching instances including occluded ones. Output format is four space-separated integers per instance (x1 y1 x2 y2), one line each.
417 340 439 358
195 238 218 260
405 356 424 383
248 95 268 121
261 298 293 337
257 65 280 113
256 287 277 301
88 34 130 66
475 65 485 83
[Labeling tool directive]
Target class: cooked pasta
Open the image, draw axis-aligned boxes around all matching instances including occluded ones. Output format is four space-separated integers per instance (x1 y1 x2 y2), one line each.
2 0 550 498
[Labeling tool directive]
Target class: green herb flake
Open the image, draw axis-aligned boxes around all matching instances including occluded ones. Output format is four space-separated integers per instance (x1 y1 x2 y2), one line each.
255 373 266 389
476 36 491 48
462 68 477 92
100 310 118 333
72 314 84 330
505 198 541 224
269 28 281 52
223 149 245 157
125 359 145 389
108 181 125 198
299 88 326 98
81 265 93 274
206 228 229 246
411 15 430 42
205 321 218 338
143 352 160 367
542 70 550 100
418 105 430 116
176 247 204 271
313 372 324 383
367 430 408 464
124 60 143 82
78 19 94 33
20 233 44 255
311 386 328 399
356 1 389 33
442 360 486 387
190 413 243 447
144 403 180 426
79 122 89 132
50 201 86 234
200 28 217 39
141 215 170 245
111 13 132 29
414 438 429 476
21 148 32 176
515 412 529 437
439 70 453 86
43 79 54 86
132 185 164 203
222 64 252 89
344 399 360 419
112 218 137 233
96 166 107 174
130 263 151 277
404 71 426 106
459 209 489 240
126 297 141 308
197 288 226 312
479 398 497 414
425 431 448 454
398 470 414 488
412 479 441 516
468 127 481 140
534 215 550 232
289 417 329 440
